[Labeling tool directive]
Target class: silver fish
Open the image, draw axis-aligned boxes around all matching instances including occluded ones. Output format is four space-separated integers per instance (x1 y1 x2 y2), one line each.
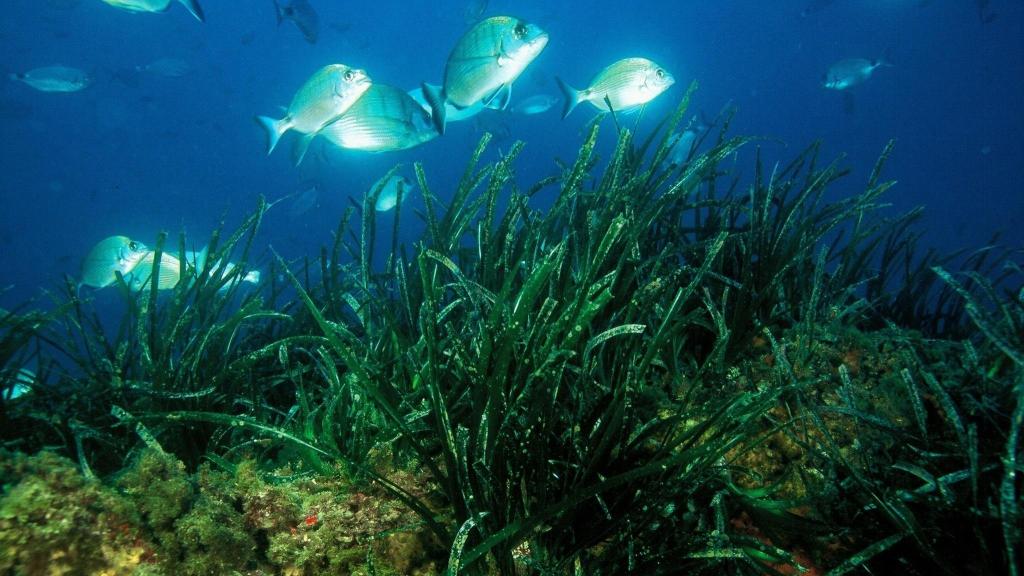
9 66 90 93
511 93 558 115
273 0 319 44
372 173 416 212
98 0 203 22
80 236 149 288
423 15 548 134
822 58 890 90
557 58 675 118
256 63 372 165
322 84 438 152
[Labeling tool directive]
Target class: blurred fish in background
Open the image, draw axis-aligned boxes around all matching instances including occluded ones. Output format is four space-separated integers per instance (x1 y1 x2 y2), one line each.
273 0 319 44
511 93 558 115
371 172 416 213
9 65 90 93
822 58 891 90
135 57 191 78
97 0 204 22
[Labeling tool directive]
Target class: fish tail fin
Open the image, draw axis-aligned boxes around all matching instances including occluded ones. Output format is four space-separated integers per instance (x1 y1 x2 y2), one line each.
555 77 580 119
177 0 204 22
255 115 289 155
192 245 209 273
422 82 447 135
292 132 316 166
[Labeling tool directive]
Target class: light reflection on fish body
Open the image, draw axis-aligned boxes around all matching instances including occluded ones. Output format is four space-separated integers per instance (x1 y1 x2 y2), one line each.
9 66 91 93
125 251 184 290
255 64 372 165
557 58 675 119
322 84 438 152
423 15 548 134
98 0 204 22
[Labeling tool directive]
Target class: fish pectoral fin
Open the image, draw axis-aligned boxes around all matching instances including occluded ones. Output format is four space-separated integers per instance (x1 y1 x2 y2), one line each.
483 84 512 110
291 132 317 167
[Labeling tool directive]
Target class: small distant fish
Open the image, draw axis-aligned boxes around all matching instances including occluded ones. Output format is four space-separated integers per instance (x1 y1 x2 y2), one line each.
422 15 549 134
135 57 191 77
288 182 320 218
372 173 417 212
98 0 204 22
800 0 835 17
80 236 150 289
822 58 890 90
2 368 35 401
511 93 558 115
273 0 319 44
255 64 372 166
668 112 709 166
322 84 438 152
240 30 257 45
557 57 675 119
9 66 90 93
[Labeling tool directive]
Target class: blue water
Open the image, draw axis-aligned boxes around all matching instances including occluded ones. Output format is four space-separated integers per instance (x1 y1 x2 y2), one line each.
1 0 1021 309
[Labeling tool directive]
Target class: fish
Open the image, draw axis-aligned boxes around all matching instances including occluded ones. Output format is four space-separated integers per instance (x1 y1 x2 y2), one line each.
422 15 549 135
668 112 709 166
463 0 488 24
372 173 417 212
79 236 150 289
557 58 675 119
2 368 35 401
321 84 438 152
135 57 191 77
255 64 372 165
288 182 320 218
9 66 90 93
97 0 204 22
822 58 890 90
124 251 184 290
511 93 558 115
184 248 261 290
273 0 319 44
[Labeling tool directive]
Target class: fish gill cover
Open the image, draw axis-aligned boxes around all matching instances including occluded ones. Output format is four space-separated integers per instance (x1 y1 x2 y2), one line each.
0 1 1022 575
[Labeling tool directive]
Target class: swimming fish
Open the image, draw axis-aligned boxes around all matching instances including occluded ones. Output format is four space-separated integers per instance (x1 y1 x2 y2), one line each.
668 112 709 166
135 57 191 77
822 58 890 90
322 84 438 152
80 236 150 289
557 57 675 119
98 0 204 22
422 15 549 134
511 93 558 115
9 66 90 93
256 64 372 165
2 368 35 401
184 248 261 290
372 173 417 212
273 0 319 44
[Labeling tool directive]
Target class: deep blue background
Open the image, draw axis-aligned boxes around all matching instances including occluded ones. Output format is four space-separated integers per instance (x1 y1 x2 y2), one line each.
1 0 1021 309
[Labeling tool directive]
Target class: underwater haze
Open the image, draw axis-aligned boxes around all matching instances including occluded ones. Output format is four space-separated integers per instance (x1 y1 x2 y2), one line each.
0 0 1021 308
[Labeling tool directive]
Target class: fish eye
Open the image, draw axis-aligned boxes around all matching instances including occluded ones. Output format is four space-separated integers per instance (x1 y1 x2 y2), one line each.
656 69 665 79
514 23 528 39
343 70 355 82
128 241 139 251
